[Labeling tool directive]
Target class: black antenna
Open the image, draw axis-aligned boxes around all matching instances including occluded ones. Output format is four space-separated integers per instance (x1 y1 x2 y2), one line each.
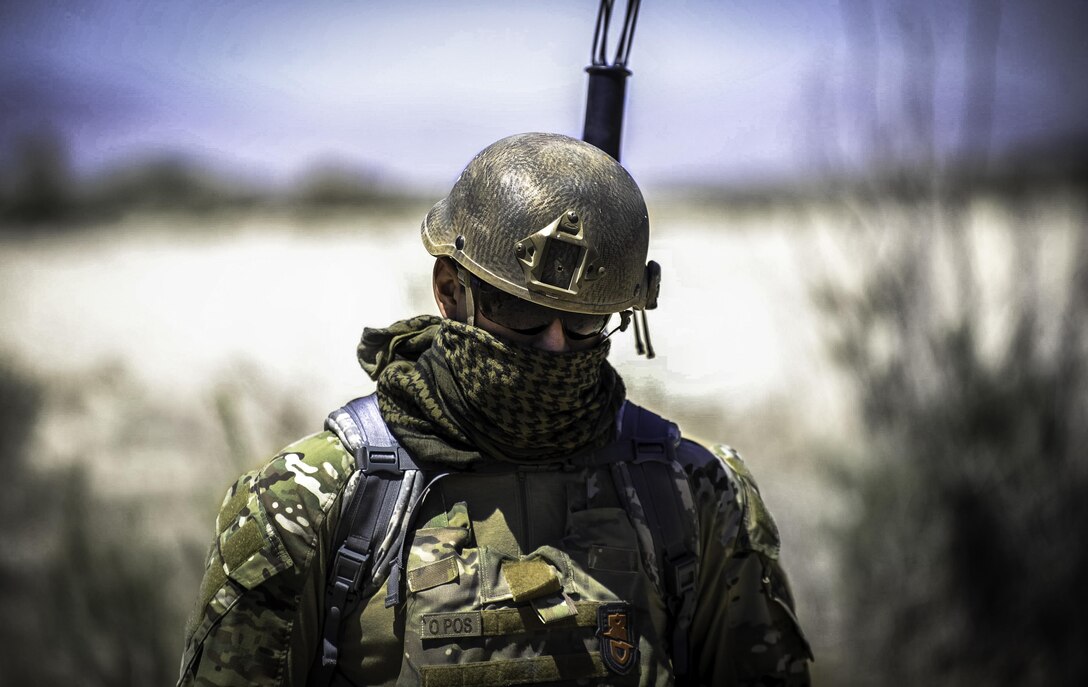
583 0 641 161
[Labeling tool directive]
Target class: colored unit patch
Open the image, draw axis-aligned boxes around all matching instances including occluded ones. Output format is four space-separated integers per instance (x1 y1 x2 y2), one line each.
420 612 483 639
596 602 638 675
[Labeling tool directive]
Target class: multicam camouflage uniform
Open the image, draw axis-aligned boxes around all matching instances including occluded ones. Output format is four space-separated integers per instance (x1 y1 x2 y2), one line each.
180 133 810 685
179 425 811 686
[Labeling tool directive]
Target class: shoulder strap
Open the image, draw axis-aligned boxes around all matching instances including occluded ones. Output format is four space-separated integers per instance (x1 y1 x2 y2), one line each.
608 402 700 680
313 394 427 687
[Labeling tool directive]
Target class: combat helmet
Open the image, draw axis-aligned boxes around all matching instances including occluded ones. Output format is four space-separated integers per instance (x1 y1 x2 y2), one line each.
422 133 660 319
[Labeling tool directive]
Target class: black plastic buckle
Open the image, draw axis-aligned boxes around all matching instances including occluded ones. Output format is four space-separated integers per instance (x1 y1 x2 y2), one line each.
358 444 411 474
665 552 698 599
632 438 668 465
329 546 369 593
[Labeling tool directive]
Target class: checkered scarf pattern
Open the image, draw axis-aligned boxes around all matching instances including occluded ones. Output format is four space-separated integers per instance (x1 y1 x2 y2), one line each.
358 316 625 466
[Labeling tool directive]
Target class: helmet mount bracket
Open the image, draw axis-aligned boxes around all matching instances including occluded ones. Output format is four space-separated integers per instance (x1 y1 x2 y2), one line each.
515 210 603 298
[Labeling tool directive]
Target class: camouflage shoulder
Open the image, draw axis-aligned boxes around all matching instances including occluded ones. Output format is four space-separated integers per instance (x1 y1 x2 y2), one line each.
213 430 355 590
712 444 782 561
676 439 782 561
180 430 356 680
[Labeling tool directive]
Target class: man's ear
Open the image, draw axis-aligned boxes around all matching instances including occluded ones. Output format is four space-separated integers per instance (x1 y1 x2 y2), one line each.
433 257 462 320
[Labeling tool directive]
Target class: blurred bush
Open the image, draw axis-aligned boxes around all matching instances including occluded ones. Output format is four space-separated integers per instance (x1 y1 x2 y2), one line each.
0 359 181 685
0 357 318 685
808 3 1088 680
817 184 1088 684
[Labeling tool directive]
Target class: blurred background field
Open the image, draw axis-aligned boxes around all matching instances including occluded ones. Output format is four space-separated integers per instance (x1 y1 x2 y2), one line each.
2 1 1087 685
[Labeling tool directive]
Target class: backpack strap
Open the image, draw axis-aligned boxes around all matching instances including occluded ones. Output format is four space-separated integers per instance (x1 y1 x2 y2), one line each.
606 402 700 680
313 394 427 687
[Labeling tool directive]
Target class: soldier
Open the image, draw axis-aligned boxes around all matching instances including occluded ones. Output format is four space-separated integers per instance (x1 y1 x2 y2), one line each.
179 132 812 686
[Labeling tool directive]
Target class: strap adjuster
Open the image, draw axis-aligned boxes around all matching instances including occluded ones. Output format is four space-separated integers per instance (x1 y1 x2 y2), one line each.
359 445 414 474
665 552 698 600
632 438 668 464
329 546 369 593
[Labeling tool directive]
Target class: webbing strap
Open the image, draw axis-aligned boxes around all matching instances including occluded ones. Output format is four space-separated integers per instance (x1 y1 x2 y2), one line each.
612 402 699 680
419 652 609 687
312 394 417 687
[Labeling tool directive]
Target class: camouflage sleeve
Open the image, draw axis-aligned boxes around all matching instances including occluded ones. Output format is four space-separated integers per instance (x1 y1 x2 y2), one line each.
177 432 355 687
678 440 813 687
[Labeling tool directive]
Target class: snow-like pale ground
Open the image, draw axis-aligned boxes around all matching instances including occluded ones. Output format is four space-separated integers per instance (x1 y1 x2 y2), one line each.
0 204 849 432
5 196 1078 441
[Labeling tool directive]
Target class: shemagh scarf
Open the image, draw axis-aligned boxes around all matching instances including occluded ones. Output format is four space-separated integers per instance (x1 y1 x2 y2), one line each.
357 315 626 467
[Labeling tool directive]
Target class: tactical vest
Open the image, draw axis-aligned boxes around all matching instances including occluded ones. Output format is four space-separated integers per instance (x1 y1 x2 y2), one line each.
312 394 698 687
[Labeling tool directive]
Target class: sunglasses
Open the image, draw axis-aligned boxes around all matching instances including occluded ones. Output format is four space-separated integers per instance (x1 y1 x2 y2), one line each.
469 275 611 340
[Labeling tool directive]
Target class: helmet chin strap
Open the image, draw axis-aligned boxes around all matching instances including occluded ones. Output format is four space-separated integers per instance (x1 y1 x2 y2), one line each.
457 266 477 327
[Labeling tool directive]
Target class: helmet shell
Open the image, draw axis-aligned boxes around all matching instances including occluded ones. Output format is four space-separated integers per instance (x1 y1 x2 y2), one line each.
422 132 654 314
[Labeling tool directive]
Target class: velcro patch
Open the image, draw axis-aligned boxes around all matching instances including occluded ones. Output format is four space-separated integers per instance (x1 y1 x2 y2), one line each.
421 611 483 639
502 557 561 602
407 556 459 593
221 518 264 573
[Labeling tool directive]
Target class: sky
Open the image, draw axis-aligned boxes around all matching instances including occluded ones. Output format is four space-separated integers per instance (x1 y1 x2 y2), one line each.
1 0 1085 190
